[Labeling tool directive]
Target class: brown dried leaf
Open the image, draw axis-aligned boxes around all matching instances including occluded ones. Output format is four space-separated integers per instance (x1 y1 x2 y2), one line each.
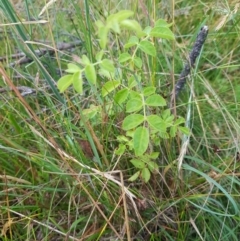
1 219 14 236
77 139 94 159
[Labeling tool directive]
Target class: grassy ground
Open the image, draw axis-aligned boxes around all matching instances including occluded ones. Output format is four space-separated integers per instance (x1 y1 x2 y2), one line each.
0 0 240 240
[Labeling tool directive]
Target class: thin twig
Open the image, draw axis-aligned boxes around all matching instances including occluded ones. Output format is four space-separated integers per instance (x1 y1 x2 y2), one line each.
0 86 36 96
0 40 82 66
170 26 209 110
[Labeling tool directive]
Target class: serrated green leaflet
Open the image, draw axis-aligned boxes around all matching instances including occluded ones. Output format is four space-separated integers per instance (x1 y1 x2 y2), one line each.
66 63 81 73
147 115 167 132
147 160 158 173
143 86 156 96
122 114 144 130
139 40 156 57
150 26 175 40
141 167 151 183
145 94 166 106
114 88 129 104
72 72 83 93
133 56 142 68
85 64 96 84
126 98 143 113
81 55 91 65
124 36 139 48
155 19 172 27
57 75 73 93
178 126 190 135
120 19 142 35
102 80 120 97
133 126 149 156
130 159 145 168
128 171 140 182
107 10 133 23
118 52 132 63
100 59 115 72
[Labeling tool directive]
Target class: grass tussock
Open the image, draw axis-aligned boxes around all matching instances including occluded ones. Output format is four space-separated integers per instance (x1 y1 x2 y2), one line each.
0 0 240 240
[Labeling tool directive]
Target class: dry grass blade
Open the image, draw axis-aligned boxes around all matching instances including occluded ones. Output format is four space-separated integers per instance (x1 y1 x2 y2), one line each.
27 124 139 213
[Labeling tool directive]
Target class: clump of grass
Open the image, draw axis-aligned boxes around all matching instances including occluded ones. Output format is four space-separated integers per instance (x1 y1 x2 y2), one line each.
1 0 240 240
